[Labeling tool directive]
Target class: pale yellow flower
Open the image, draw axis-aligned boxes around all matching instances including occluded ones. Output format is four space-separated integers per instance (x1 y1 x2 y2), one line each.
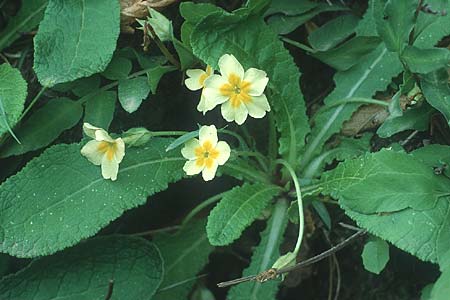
184 65 213 113
81 123 125 181
181 125 230 181
203 54 270 125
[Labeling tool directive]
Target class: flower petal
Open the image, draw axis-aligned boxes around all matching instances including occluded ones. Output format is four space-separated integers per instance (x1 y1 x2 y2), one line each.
181 138 200 160
199 125 218 147
234 104 249 125
246 94 271 119
202 160 218 181
80 140 104 165
183 160 204 176
83 123 101 139
244 68 269 96
215 141 231 165
203 75 229 111
219 54 244 80
95 129 115 142
196 94 208 114
220 100 249 125
101 155 119 181
114 138 126 163
185 69 205 91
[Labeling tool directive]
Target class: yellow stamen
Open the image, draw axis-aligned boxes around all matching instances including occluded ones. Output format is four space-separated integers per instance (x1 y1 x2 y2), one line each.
194 140 220 168
97 141 117 161
219 73 252 108
199 66 213 87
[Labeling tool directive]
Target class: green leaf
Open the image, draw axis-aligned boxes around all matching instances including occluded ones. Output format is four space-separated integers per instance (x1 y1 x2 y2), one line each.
376 0 417 52
361 236 390 274
421 69 450 126
179 2 220 23
228 199 288 300
311 200 331 230
402 46 450 74
0 138 185 257
191 11 310 166
173 39 197 70
0 98 83 158
0 64 28 137
71 74 101 97
377 103 434 138
301 45 402 166
153 220 214 300
33 0 120 86
431 269 450 300
312 36 381 71
0 0 48 51
118 76 151 113
84 91 116 130
414 0 450 48
356 0 384 37
206 183 281 246
318 148 450 264
0 236 163 300
101 56 132 80
165 130 199 152
147 65 176 94
308 14 361 51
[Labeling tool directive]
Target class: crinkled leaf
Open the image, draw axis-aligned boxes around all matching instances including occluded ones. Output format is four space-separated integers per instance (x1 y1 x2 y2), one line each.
0 64 28 137
376 0 416 52
228 200 288 300
191 11 310 166
83 90 116 130
0 138 185 257
118 76 151 113
153 219 213 300
421 69 450 126
0 236 163 300
414 0 450 48
34 0 120 86
361 236 390 274
0 0 47 51
0 98 83 158
402 46 450 74
356 0 384 37
301 45 402 166
206 183 281 246
430 269 450 300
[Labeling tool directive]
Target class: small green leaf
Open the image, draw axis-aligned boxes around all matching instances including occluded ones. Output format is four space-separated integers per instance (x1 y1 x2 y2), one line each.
402 46 450 74
311 200 331 230
421 69 450 126
376 0 417 52
118 76 151 113
0 64 28 138
33 0 120 86
71 75 101 97
0 236 164 300
173 39 197 70
206 183 282 246
228 199 288 300
84 90 116 130
165 130 199 152
0 0 47 51
430 269 450 300
361 236 390 274
153 219 214 300
0 138 185 257
101 56 132 80
147 65 176 94
0 98 83 158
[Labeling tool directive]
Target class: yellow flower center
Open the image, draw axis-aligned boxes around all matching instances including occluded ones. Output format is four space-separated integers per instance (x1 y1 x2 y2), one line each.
199 65 212 87
97 141 118 161
194 140 220 169
220 73 252 108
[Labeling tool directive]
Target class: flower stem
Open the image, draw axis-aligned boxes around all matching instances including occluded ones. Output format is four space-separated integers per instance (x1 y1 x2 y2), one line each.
151 131 187 137
146 23 181 69
276 159 304 255
182 192 226 226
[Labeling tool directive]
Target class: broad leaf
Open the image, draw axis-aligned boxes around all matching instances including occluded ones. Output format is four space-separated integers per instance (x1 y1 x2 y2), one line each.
33 0 120 86
301 45 402 167
0 236 163 300
414 0 450 48
0 0 47 51
84 91 116 130
376 0 416 52
402 46 450 74
206 183 281 246
228 200 288 300
153 220 214 300
0 64 28 137
361 236 390 274
0 98 83 158
118 76 151 113
191 10 310 166
421 69 450 126
0 138 184 257
430 269 450 300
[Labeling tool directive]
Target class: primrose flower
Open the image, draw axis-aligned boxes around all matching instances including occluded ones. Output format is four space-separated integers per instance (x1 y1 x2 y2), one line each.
203 54 270 125
81 123 125 181
181 125 230 181
184 65 213 113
